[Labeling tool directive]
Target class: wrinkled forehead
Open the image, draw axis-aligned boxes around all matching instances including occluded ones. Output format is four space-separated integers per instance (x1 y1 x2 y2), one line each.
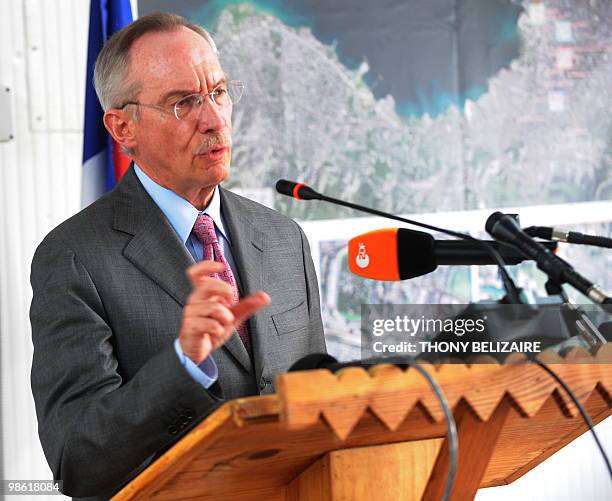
128 27 224 100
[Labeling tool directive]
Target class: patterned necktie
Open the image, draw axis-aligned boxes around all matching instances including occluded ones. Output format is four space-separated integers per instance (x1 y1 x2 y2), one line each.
192 213 252 356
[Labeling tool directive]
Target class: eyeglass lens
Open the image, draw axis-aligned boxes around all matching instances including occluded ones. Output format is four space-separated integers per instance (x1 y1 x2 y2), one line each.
174 81 244 120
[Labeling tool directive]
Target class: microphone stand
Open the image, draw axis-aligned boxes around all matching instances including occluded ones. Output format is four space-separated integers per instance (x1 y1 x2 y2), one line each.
544 279 607 349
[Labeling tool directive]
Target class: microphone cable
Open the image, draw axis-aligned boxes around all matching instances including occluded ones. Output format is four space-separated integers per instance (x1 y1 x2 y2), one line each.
276 180 523 304
409 361 458 501
529 356 612 481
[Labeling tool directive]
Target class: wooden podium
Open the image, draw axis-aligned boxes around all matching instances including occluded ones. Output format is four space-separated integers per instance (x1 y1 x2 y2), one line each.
112 345 611 500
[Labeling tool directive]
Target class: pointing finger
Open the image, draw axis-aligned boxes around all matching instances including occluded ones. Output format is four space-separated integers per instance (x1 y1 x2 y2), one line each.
231 292 271 326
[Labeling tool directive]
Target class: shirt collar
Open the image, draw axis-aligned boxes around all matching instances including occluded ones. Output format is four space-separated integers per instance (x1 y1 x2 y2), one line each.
133 164 230 245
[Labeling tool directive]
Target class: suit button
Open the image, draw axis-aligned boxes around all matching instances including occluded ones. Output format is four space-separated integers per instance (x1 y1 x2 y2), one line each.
178 408 195 425
168 424 179 435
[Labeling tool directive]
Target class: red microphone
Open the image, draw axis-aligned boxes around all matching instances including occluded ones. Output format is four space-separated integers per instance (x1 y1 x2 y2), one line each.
348 229 425 281
348 228 559 281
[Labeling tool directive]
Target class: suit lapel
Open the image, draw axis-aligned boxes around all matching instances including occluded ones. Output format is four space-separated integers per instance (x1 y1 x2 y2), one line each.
220 188 267 382
122 213 195 307
112 167 194 308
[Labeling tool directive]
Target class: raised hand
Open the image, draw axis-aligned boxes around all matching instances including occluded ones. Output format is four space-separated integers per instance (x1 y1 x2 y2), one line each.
178 260 270 365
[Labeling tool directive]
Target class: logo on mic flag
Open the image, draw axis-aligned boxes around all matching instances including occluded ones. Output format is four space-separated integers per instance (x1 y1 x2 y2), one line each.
356 242 370 268
348 229 402 281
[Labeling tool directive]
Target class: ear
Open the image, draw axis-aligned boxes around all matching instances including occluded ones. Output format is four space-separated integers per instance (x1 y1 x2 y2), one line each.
103 109 137 151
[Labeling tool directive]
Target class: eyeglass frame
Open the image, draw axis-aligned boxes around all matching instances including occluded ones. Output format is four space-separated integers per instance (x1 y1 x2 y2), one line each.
118 80 245 121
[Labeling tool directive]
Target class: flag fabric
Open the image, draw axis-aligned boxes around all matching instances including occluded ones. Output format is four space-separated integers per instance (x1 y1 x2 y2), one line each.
82 0 134 207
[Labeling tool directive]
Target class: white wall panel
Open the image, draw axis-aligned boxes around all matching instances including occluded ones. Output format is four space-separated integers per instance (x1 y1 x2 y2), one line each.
24 0 87 132
1 1 88 500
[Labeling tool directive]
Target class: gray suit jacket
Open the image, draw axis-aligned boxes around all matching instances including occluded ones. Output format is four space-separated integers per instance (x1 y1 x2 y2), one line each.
30 167 326 499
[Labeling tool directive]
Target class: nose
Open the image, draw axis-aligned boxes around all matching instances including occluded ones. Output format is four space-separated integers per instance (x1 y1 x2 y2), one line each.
196 97 229 134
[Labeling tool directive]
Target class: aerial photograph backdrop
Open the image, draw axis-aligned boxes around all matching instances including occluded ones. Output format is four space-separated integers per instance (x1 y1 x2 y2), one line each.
140 0 612 358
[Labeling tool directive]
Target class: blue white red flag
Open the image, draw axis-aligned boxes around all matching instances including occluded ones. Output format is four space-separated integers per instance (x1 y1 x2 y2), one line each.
82 0 134 206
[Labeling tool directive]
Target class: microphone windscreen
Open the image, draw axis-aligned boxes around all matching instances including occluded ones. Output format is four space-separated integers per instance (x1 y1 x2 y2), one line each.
288 353 338 371
485 211 505 234
348 228 401 280
275 179 320 200
275 179 296 197
348 228 437 281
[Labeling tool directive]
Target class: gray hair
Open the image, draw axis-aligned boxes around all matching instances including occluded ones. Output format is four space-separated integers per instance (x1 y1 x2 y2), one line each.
93 12 218 111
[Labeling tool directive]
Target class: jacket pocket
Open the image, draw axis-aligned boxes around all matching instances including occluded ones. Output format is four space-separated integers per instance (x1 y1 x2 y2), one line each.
271 300 309 335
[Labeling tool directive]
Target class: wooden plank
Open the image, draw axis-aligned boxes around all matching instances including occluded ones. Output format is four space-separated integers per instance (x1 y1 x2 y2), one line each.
112 404 234 500
423 399 513 501
277 352 611 440
286 454 332 501
328 440 442 500
153 485 286 501
483 392 611 486
482 369 611 486
233 394 281 425
287 440 442 501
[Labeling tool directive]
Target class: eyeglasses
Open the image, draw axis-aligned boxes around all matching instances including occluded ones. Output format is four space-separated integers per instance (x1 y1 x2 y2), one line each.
120 80 245 121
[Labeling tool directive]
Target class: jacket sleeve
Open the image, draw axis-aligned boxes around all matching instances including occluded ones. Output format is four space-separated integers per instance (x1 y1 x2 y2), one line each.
297 223 327 354
29 235 224 498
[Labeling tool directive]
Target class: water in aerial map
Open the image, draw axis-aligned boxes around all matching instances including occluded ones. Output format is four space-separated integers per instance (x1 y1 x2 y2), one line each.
140 0 612 216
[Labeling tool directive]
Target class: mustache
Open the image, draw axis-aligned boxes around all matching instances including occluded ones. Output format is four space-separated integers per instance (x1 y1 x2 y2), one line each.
196 132 232 154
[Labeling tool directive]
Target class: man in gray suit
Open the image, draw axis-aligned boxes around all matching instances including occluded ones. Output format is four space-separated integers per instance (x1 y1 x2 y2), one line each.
30 13 326 499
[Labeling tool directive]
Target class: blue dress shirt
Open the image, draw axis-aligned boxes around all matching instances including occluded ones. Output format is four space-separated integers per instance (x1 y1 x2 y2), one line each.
134 164 239 389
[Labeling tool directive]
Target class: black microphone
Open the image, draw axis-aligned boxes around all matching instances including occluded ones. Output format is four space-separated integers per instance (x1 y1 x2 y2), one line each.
289 353 416 373
275 180 321 201
486 212 611 305
288 353 338 372
525 226 612 249
347 228 558 281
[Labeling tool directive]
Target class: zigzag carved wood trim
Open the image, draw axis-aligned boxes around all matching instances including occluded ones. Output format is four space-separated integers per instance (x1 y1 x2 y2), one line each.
276 345 612 440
